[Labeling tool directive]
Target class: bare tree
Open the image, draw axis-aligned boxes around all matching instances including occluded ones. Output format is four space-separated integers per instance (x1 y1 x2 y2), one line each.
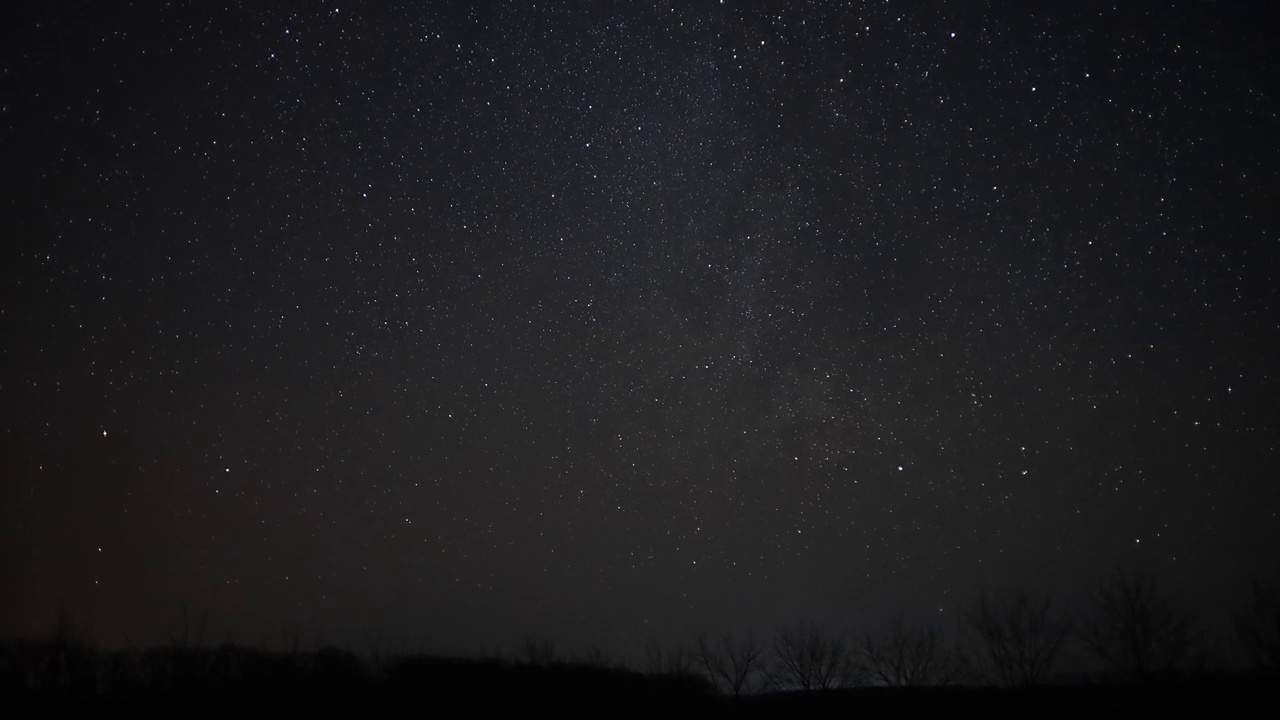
38 606 98 697
364 626 412 677
861 616 960 687
1233 573 1280 677
693 631 765 697
960 585 1074 687
581 644 614 669
769 623 851 691
168 603 209 649
642 638 696 676
517 636 558 666
1081 569 1196 683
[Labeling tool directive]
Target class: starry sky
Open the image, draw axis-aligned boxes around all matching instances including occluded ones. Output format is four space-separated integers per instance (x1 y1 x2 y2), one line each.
2 1 1278 658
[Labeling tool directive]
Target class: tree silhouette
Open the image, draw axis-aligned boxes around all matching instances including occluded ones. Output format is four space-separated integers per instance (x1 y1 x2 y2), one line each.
860 616 960 687
768 622 852 691
641 638 697 676
1081 568 1196 683
960 585 1074 687
517 636 558 667
693 631 765 697
1232 573 1280 677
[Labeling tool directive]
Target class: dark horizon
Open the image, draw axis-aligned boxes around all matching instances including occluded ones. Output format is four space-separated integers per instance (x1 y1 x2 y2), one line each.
3 2 1278 666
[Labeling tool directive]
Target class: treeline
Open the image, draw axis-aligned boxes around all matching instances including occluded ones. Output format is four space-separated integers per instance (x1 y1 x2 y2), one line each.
0 626 718 714
651 567 1280 695
2 568 1277 713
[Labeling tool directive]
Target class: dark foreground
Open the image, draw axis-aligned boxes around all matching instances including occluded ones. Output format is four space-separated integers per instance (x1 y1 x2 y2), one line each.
2 641 1271 717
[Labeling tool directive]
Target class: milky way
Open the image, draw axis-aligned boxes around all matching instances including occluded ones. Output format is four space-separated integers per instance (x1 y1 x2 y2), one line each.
2 2 1277 657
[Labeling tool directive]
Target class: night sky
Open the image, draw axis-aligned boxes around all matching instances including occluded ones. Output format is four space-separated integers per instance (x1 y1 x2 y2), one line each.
3 2 1278 659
